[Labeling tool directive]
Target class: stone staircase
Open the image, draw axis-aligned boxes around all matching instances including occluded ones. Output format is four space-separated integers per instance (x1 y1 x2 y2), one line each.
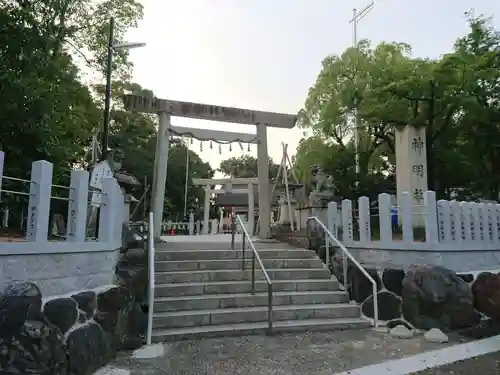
150 239 370 341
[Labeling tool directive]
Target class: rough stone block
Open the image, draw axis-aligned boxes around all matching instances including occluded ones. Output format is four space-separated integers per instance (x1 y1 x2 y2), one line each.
71 291 97 317
402 265 480 331
43 297 78 334
67 322 113 375
0 261 148 375
0 281 68 375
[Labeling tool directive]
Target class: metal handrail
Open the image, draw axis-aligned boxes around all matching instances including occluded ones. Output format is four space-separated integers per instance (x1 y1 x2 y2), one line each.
231 215 273 334
307 216 379 327
146 211 156 344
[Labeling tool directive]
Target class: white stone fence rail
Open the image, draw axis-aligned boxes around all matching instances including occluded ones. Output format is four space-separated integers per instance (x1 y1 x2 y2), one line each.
0 151 124 254
326 190 500 251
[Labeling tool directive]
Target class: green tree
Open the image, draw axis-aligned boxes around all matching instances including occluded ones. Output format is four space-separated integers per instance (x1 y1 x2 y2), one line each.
297 15 500 199
165 140 214 220
447 14 500 199
5 0 143 77
293 136 393 201
219 155 280 179
0 5 99 182
106 83 214 221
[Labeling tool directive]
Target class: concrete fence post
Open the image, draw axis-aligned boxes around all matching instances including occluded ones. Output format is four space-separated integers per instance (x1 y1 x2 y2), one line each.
26 160 53 242
67 170 89 242
99 178 120 243
188 212 194 235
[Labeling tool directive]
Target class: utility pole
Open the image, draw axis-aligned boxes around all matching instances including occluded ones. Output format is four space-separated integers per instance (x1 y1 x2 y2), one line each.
100 18 146 162
349 2 375 178
101 17 114 162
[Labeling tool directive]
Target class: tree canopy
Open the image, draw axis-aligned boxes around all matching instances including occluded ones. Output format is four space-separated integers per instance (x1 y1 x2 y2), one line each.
297 13 500 201
0 0 213 224
219 155 280 179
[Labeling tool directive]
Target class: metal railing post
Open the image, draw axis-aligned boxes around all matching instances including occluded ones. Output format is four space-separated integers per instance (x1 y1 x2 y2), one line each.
242 233 246 270
306 216 379 328
230 215 236 250
325 235 330 266
267 283 273 335
342 253 348 288
251 251 256 293
232 214 274 335
146 212 155 345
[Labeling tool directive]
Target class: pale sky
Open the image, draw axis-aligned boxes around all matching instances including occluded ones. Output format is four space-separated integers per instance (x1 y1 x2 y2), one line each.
125 0 499 175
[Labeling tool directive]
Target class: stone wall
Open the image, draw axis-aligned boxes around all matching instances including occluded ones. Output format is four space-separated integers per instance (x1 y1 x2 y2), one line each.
0 249 120 296
302 226 500 333
328 255 487 331
0 249 147 375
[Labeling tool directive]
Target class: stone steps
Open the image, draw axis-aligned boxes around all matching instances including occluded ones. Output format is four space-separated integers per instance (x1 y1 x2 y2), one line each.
154 279 341 297
151 318 371 342
156 241 299 251
153 303 360 329
154 268 331 283
151 240 367 341
155 248 317 261
154 290 349 311
155 258 324 272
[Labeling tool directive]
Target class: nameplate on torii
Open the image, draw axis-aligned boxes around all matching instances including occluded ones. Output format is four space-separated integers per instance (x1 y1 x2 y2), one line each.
122 94 297 128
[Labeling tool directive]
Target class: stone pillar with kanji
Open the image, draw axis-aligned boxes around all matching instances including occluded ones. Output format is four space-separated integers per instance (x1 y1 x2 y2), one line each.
395 126 428 228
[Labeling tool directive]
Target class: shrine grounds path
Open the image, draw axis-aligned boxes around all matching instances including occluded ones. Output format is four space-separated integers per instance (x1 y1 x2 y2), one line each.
98 328 472 375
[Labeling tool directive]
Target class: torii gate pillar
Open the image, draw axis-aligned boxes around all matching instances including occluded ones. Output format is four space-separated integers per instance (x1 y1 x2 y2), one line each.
151 112 170 239
256 124 271 238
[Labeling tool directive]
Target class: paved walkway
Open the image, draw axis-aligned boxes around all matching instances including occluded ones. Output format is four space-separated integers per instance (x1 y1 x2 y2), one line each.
97 328 469 375
412 351 500 374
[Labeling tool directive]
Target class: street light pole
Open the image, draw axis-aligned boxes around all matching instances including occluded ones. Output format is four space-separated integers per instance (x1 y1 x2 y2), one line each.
100 17 145 162
349 2 374 177
101 17 115 162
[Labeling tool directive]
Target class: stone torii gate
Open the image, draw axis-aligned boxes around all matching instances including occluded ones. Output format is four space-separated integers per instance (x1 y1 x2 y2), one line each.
122 94 297 240
193 177 258 235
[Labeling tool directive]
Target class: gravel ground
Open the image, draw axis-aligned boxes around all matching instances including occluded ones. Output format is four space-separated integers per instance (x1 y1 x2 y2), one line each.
104 328 468 375
410 351 500 375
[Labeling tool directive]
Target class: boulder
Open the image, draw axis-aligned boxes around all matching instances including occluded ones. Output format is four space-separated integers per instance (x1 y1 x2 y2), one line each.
382 269 406 296
1 281 44 326
67 322 113 375
116 249 148 303
0 282 68 375
94 285 135 349
424 328 449 343
471 272 500 321
402 265 480 331
71 291 97 317
330 251 382 302
121 303 147 350
389 325 414 339
43 297 78 334
362 291 401 321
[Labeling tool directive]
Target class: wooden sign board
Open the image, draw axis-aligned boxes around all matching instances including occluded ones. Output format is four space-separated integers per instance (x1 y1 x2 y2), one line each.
122 94 297 129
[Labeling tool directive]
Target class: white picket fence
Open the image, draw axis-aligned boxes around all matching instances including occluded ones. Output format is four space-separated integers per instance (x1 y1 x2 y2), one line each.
328 190 500 250
0 151 124 253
